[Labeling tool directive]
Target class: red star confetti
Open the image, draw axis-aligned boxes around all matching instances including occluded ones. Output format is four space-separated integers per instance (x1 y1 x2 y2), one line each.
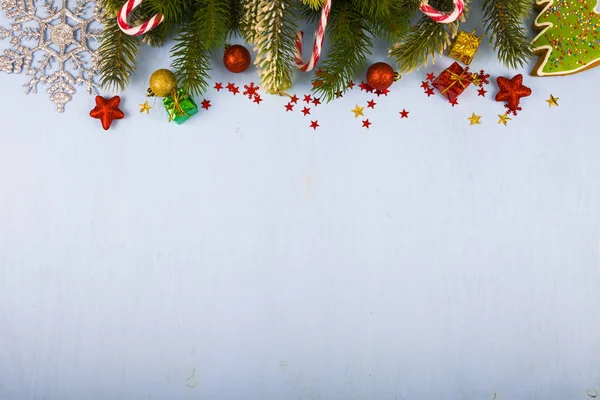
335 91 344 98
214 82 223 91
315 68 324 77
362 119 371 129
449 98 459 107
289 94 299 104
359 81 374 92
312 80 324 88
285 103 294 112
425 87 435 97
301 107 311 116
312 97 321 106
367 99 377 109
253 94 262 104
495 74 531 116
310 120 320 130
348 80 355 89
201 99 211 110
420 81 430 89
303 94 312 103
227 82 240 95
477 87 487 97
426 72 436 81
399 109 409 118
378 88 390 96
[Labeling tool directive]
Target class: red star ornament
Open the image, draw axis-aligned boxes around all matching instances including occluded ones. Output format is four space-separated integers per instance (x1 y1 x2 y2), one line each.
90 95 124 130
495 74 531 115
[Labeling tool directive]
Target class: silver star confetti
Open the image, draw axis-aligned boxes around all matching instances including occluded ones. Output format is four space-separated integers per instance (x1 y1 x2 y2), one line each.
0 0 101 112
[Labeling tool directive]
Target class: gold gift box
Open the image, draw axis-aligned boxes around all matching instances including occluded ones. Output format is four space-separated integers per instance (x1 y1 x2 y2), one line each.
448 30 483 65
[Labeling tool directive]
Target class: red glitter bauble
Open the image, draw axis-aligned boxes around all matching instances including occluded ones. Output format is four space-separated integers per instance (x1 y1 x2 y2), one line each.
224 45 251 73
366 62 395 90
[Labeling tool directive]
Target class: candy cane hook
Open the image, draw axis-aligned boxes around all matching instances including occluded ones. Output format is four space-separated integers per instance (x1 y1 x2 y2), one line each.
420 0 465 23
117 0 164 36
294 0 332 72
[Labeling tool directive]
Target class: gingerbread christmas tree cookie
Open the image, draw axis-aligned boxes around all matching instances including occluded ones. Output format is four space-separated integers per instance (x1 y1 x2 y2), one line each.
532 0 600 76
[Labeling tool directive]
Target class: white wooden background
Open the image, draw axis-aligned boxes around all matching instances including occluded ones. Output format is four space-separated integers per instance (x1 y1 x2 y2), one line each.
1 3 600 399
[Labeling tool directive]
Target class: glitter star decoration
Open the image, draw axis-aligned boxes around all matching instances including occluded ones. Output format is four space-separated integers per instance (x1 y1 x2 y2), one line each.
139 101 152 114
497 113 511 126
546 94 559 108
495 74 532 115
0 0 102 112
90 95 124 130
468 113 481 126
351 105 364 118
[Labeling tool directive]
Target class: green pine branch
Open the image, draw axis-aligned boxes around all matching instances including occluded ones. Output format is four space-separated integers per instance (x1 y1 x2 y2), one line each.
312 3 372 102
482 0 534 69
350 0 395 18
193 0 231 51
97 16 140 92
170 19 212 97
365 0 413 44
389 16 450 73
145 0 189 23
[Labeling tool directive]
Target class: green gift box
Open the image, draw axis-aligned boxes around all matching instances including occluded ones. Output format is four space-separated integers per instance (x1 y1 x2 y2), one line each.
162 88 198 125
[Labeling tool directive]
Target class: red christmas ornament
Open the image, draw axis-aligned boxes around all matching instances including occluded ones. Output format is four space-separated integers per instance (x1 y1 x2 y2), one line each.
90 95 124 130
223 44 251 73
366 62 395 90
495 74 531 115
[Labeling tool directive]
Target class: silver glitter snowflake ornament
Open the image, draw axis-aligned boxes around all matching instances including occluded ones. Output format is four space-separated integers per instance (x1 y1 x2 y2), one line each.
0 0 101 112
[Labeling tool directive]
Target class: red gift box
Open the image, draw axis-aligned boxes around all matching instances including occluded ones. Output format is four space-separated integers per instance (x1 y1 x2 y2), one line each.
432 62 473 101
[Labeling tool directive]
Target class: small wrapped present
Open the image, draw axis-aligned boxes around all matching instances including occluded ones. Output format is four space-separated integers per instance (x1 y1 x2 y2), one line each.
162 88 198 124
448 30 482 65
431 62 473 101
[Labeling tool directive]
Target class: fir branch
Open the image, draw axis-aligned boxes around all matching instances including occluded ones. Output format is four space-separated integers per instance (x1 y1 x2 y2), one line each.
350 0 394 18
193 0 231 51
99 0 126 18
97 17 140 91
228 0 243 36
482 0 534 69
171 20 212 97
142 23 170 47
389 0 468 73
247 0 298 94
302 0 328 9
312 3 372 102
389 16 450 73
145 0 188 22
365 1 413 44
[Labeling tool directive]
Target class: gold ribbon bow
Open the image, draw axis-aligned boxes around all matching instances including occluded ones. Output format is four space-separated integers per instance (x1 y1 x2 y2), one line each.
167 89 190 122
441 69 472 94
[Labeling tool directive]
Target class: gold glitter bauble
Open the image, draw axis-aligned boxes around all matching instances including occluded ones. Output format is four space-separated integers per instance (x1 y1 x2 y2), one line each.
149 69 178 97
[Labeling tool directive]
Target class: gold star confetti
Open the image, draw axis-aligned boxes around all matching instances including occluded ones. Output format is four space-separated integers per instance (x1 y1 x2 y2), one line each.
139 101 152 114
468 113 481 125
545 94 559 108
497 113 511 126
351 105 365 118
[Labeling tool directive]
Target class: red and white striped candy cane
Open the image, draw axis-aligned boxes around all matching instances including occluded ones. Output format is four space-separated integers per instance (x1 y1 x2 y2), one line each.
117 0 164 36
294 0 332 72
420 0 465 23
